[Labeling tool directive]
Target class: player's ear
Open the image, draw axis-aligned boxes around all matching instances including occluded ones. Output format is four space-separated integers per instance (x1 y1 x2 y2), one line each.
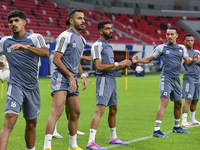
23 19 26 26
99 28 103 35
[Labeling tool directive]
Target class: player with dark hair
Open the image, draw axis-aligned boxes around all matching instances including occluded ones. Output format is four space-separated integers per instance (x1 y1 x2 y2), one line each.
43 8 87 150
0 10 49 150
86 20 131 149
132 27 200 138
52 17 86 138
181 33 200 127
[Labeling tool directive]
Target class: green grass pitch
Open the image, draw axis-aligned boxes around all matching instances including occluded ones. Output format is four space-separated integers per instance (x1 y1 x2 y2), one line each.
0 73 200 149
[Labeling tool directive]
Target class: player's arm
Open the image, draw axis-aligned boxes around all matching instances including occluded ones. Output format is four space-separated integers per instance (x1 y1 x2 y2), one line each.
80 56 93 61
11 44 49 57
94 59 130 71
53 51 76 92
78 62 87 91
115 59 132 71
132 55 155 64
184 56 195 66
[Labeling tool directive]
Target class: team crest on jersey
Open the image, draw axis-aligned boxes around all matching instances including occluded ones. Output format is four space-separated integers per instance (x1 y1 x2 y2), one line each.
166 50 170 54
72 40 76 48
179 49 182 53
7 47 11 53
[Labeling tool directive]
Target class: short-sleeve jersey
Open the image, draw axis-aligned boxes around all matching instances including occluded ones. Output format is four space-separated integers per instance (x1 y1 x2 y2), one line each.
91 39 115 77
0 32 47 90
151 43 188 78
182 49 200 83
55 28 86 77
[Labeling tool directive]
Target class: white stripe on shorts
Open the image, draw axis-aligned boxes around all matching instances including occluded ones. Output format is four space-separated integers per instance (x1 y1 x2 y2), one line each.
161 76 164 91
6 83 12 96
99 77 105 96
55 73 62 91
185 83 189 92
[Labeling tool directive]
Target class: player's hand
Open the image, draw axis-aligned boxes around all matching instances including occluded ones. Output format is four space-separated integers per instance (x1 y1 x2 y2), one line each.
0 61 6 71
81 77 87 91
193 52 200 62
118 59 131 68
132 55 140 63
69 75 77 92
10 44 29 51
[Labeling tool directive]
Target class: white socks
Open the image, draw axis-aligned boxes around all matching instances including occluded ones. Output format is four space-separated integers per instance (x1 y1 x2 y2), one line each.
154 120 162 131
190 111 196 121
110 127 117 140
26 147 35 150
174 119 180 127
43 134 52 149
69 134 77 149
182 113 188 123
88 129 97 143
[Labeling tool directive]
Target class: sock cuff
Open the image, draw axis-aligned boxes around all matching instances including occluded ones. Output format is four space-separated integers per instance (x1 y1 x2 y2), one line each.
110 127 116 130
90 129 97 133
155 120 162 123
174 119 180 121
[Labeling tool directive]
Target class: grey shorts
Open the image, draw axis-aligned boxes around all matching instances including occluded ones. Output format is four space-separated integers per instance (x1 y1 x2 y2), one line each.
96 76 118 106
5 83 40 120
182 82 199 100
160 75 181 101
51 71 79 99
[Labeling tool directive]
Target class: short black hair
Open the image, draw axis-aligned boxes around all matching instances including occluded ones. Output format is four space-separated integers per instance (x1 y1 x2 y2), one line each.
184 33 194 40
167 26 178 33
65 18 70 26
68 8 83 19
97 20 111 30
7 10 26 21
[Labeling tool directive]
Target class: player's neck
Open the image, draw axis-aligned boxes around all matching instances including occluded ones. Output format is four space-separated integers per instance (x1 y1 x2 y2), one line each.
13 29 26 39
71 26 81 34
100 36 109 42
187 47 193 51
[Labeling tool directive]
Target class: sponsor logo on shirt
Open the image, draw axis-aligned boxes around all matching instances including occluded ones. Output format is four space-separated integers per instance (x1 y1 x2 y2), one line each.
166 50 170 54
179 49 182 53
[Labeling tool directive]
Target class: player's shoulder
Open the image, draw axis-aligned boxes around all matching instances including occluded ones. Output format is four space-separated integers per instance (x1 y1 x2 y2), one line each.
26 32 44 39
155 43 166 50
80 35 86 44
194 49 200 54
177 44 186 49
93 40 103 46
0 35 12 44
57 30 72 39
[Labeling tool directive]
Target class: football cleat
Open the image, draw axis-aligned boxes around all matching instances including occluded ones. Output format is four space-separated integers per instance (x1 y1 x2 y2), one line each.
181 122 193 128
109 137 128 145
189 119 200 125
44 148 52 150
86 141 105 150
172 127 190 133
68 146 83 150
53 132 63 138
67 130 86 135
153 130 168 138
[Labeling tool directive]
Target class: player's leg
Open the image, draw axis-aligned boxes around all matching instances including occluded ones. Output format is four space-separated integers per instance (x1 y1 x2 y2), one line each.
43 91 67 150
181 82 193 127
0 113 18 150
65 95 82 150
87 76 108 150
189 83 200 125
0 83 23 149
172 78 189 133
25 118 37 149
65 102 85 136
52 121 63 139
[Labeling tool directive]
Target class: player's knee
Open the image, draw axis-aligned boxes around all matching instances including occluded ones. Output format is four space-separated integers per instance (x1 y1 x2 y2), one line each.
26 120 37 130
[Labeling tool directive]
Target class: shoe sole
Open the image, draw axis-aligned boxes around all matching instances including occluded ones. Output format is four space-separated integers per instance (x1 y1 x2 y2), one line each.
153 134 168 138
172 130 189 133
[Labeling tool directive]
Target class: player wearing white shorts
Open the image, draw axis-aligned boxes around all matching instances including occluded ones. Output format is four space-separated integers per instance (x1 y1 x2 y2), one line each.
181 33 200 127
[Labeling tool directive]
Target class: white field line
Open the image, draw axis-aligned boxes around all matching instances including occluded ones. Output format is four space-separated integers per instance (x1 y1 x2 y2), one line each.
104 126 198 149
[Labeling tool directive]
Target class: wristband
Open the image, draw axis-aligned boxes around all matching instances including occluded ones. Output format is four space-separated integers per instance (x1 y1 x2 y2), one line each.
81 73 86 79
114 62 119 67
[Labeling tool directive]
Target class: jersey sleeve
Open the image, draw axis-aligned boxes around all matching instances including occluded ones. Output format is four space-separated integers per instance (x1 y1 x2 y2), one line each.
55 32 71 54
151 44 164 58
80 36 86 57
0 39 4 55
91 42 102 60
31 34 47 48
182 45 188 58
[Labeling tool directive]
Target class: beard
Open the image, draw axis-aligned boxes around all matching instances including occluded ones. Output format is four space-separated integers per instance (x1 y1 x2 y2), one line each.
74 21 84 31
103 32 112 39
